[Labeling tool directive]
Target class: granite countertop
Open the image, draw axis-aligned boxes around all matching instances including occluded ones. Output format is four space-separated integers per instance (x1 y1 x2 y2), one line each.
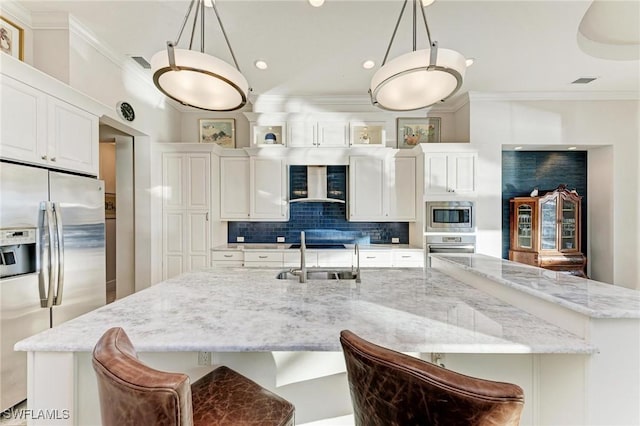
432 254 640 318
213 243 421 251
15 267 594 354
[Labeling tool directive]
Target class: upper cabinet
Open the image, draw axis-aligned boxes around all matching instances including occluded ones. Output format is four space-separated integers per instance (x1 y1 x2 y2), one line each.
0 75 99 176
250 123 286 147
220 154 288 221
389 157 416 221
350 121 386 147
288 120 349 148
424 152 477 196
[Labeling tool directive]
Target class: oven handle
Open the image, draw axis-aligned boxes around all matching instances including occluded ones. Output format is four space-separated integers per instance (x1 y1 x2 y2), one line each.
427 245 476 253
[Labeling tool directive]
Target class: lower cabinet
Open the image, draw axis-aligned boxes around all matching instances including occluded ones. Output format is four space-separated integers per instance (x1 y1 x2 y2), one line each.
211 250 243 267
316 251 353 267
244 251 284 267
392 250 424 267
358 250 393 267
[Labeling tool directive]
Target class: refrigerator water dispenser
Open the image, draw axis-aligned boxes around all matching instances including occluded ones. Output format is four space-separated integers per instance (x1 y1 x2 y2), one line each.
0 228 36 278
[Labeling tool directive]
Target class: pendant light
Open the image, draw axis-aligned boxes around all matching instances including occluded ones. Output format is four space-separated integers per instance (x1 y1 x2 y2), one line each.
370 0 467 111
151 0 249 111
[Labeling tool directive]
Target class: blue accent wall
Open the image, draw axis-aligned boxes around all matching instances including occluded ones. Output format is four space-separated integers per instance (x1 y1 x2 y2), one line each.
502 151 587 259
228 165 409 244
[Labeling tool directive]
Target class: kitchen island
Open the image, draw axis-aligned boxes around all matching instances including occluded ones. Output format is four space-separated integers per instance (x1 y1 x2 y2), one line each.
15 255 640 425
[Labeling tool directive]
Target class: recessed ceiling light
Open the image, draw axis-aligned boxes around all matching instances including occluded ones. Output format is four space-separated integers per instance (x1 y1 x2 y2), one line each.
568 146 577 150
308 0 325 7
254 60 268 70
514 146 523 150
362 60 375 70
421 0 436 6
465 58 475 67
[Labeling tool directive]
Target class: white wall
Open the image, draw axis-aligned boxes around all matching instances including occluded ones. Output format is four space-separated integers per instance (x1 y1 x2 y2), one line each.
470 97 640 290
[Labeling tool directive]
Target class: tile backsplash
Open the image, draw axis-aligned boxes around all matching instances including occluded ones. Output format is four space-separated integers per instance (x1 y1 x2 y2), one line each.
228 165 409 244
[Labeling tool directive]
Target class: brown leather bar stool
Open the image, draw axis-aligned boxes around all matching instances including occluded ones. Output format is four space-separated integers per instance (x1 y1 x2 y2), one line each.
92 327 294 426
340 330 524 426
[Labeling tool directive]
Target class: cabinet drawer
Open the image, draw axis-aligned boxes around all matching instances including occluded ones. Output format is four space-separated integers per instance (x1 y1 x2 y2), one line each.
244 251 284 266
317 251 353 267
359 251 392 267
212 260 244 267
284 251 317 267
392 251 424 267
212 251 243 262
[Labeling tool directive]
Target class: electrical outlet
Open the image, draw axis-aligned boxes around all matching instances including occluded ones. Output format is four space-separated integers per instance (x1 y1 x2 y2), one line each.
277 236 285 243
392 237 400 244
236 236 244 243
198 351 211 366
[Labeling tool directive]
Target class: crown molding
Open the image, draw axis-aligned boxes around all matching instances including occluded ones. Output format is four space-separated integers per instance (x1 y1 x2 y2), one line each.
0 1 32 27
468 91 640 102
30 11 69 29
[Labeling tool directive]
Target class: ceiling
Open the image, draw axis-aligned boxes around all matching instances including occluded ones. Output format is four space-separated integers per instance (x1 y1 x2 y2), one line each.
14 0 640 106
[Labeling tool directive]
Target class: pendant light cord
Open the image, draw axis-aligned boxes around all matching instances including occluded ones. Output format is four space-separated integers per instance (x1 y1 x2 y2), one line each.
169 0 243 73
381 0 434 67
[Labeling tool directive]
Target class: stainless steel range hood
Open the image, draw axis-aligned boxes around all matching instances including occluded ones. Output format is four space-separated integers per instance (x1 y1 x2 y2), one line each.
290 166 345 204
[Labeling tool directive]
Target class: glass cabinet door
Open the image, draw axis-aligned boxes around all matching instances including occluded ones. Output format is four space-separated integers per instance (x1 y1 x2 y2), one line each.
540 199 557 250
516 204 533 249
561 198 577 251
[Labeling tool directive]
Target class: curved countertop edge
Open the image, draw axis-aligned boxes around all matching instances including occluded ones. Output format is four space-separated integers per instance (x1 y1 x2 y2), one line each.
431 254 640 319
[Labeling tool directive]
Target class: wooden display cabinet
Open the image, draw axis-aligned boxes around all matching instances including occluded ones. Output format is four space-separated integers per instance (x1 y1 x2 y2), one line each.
509 184 587 277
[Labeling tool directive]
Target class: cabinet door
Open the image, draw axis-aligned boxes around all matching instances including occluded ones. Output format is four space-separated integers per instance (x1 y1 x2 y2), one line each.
287 122 315 147
540 198 558 250
449 153 476 194
317 121 349 147
220 157 250 219
47 97 98 176
162 152 211 279
389 157 416 221
560 197 578 252
514 201 536 250
424 153 449 194
0 76 47 166
349 156 388 221
250 158 288 220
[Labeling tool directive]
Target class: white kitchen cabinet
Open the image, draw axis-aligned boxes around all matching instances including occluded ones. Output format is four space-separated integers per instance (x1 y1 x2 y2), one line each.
358 250 393 267
250 157 288 221
350 121 386 146
317 250 354 267
162 153 211 279
0 75 98 176
220 157 250 219
244 251 284 267
424 152 477 195
211 250 244 267
391 250 424 267
287 121 349 148
284 251 318 268
389 157 416 221
349 156 388 221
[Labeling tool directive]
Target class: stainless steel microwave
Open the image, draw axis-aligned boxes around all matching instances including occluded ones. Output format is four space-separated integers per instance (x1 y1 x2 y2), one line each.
425 201 475 233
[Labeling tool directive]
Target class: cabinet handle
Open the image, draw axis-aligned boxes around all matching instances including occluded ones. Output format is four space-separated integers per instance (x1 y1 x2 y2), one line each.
51 157 56 162
206 212 209 221
366 256 376 259
258 255 268 259
223 254 233 258
41 155 47 160
401 255 411 258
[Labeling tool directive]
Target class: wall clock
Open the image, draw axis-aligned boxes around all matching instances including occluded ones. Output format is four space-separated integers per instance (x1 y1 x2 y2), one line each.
116 101 135 122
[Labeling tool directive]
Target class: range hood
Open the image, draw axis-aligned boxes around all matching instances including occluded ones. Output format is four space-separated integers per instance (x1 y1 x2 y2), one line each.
290 166 345 204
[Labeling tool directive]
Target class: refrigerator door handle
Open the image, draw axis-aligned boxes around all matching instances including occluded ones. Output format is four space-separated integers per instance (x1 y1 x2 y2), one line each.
52 202 65 306
39 202 56 308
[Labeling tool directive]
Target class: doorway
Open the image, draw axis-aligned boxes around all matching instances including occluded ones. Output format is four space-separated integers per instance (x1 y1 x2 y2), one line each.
99 125 135 302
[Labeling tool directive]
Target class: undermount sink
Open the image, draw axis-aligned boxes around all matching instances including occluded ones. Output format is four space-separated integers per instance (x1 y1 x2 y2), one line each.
276 268 359 281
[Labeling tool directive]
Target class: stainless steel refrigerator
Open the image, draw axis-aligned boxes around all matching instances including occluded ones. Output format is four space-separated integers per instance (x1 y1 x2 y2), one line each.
0 161 106 411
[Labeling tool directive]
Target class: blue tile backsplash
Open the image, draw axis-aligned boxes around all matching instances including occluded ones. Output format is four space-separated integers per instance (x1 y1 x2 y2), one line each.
228 165 409 244
502 151 587 259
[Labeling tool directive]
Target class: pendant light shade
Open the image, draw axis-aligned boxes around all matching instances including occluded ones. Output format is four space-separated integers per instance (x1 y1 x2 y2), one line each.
151 48 249 111
151 0 250 111
370 0 467 111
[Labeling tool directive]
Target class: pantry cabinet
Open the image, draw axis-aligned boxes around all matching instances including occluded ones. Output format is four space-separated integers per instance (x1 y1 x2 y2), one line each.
509 185 586 277
424 152 476 195
0 75 98 176
162 152 211 279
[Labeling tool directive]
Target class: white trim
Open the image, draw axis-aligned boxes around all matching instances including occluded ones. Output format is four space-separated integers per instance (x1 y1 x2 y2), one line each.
468 91 640 102
30 11 69 29
0 0 32 27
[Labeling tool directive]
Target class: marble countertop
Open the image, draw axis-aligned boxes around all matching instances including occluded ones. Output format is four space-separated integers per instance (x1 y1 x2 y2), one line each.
213 243 421 251
432 254 640 318
15 267 594 354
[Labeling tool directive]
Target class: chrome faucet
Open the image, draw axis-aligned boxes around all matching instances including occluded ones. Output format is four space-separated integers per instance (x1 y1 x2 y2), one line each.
300 231 307 283
354 243 361 283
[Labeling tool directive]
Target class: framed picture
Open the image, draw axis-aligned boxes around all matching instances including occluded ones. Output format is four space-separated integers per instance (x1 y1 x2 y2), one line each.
1 16 24 61
199 118 235 148
397 117 441 148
